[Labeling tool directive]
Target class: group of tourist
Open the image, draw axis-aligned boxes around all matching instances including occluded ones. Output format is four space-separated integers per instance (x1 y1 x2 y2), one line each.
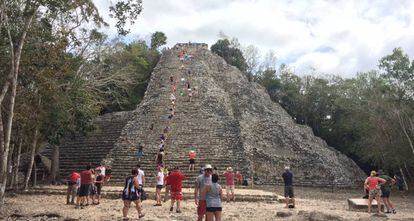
363 169 402 214
67 163 110 208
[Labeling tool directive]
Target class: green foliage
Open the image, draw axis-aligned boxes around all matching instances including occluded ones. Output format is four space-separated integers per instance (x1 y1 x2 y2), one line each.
257 49 414 174
211 39 247 72
150 31 167 49
109 0 143 35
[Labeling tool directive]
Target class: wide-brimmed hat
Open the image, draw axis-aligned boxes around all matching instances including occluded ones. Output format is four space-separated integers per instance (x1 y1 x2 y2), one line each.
190 150 195 153
204 164 213 170
227 167 233 172
284 166 290 171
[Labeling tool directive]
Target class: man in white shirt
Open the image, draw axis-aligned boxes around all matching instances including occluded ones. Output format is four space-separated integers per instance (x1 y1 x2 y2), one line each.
136 164 145 187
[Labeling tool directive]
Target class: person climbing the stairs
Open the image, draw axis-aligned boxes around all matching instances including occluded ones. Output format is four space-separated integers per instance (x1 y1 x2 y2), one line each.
188 150 196 171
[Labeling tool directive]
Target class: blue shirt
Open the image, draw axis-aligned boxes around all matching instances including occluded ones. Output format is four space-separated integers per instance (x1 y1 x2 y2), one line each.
282 171 293 186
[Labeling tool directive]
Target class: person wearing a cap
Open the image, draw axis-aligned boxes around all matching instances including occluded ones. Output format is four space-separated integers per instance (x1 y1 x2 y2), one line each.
282 166 295 209
377 170 397 214
188 150 196 172
223 167 235 202
195 164 213 221
364 170 386 213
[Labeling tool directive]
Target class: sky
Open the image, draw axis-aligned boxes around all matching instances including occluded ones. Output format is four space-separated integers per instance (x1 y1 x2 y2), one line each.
93 0 414 77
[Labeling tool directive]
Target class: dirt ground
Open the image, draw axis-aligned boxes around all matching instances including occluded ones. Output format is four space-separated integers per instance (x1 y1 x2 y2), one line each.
1 186 413 221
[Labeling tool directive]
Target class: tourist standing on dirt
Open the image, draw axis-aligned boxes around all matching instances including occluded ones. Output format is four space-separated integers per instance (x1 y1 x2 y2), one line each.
188 150 196 171
195 164 213 221
105 166 112 183
202 173 223 221
122 168 145 219
136 164 145 191
282 166 295 209
67 171 80 204
164 167 172 203
364 170 386 214
154 166 164 206
235 171 243 186
394 174 405 196
223 167 235 202
76 164 93 208
95 169 104 205
377 170 396 214
165 166 186 213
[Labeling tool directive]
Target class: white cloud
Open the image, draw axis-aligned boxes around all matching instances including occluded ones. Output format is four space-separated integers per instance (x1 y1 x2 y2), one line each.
93 0 414 77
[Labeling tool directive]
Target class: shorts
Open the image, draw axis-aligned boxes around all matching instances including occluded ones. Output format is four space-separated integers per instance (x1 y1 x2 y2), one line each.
122 191 140 201
284 186 294 198
79 184 91 197
156 185 163 190
197 200 207 216
90 185 96 195
369 189 380 197
189 159 195 164
170 191 183 201
96 184 102 195
380 189 390 198
226 185 235 193
206 207 222 212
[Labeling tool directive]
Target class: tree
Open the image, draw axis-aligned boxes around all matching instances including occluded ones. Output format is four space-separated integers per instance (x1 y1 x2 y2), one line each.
211 39 247 73
0 0 143 205
243 45 261 81
150 31 167 50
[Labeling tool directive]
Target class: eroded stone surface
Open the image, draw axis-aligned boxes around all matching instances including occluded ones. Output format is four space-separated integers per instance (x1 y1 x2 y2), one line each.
103 43 365 186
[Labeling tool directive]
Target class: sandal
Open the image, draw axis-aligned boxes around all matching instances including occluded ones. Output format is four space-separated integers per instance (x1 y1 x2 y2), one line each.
176 209 182 213
170 207 174 212
139 214 145 219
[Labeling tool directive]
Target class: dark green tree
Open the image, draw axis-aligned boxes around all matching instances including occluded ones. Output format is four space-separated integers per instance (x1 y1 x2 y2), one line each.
150 31 167 50
211 39 247 73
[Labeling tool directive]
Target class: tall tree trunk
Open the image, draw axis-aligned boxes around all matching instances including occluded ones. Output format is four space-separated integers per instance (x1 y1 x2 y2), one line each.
23 126 39 191
0 3 37 204
50 145 60 183
6 143 14 188
10 138 22 190
0 110 7 205
399 167 409 192
404 162 412 181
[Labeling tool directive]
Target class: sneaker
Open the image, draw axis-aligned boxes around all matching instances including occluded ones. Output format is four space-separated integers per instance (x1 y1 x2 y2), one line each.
139 214 145 219
392 209 397 214
170 207 174 212
385 211 391 214
75 205 81 209
176 209 182 213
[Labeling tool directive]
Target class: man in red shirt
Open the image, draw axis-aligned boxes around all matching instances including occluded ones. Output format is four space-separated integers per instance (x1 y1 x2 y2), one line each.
165 166 186 213
188 150 196 171
223 167 235 202
67 171 80 204
76 164 93 209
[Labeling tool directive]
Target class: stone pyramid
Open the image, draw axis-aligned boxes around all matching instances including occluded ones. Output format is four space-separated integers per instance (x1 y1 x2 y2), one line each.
101 43 365 186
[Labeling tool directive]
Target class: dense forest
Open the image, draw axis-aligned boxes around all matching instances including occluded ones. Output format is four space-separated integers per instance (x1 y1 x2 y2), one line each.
0 0 413 206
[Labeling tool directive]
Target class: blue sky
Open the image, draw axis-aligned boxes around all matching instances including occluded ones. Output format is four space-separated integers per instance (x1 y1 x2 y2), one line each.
93 0 414 77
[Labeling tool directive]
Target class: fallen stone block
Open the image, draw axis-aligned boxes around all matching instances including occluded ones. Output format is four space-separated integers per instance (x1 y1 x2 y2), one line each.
347 198 384 212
